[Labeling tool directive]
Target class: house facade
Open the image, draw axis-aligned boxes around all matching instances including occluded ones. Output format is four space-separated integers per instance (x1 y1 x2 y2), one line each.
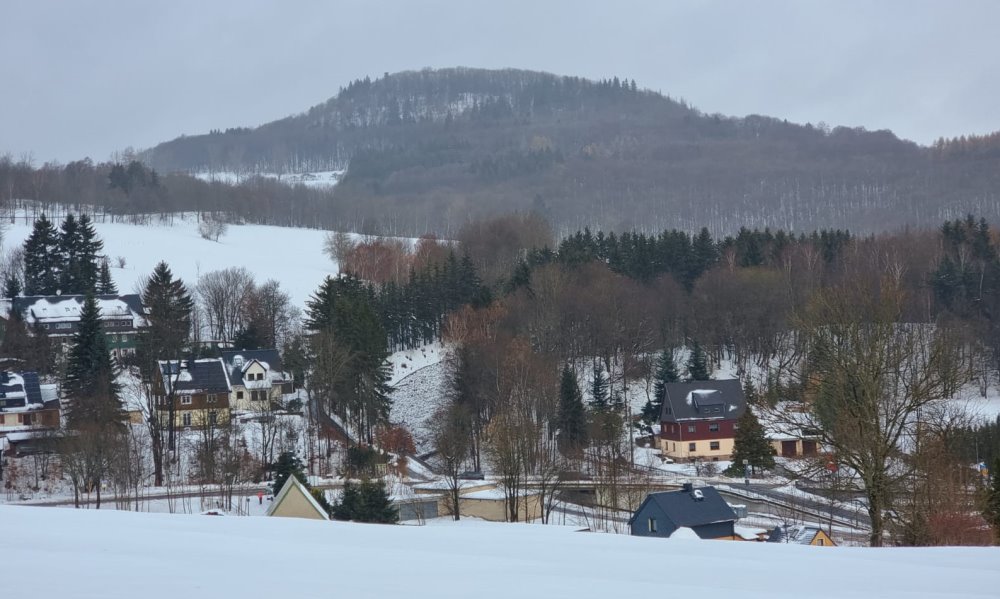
153 358 231 429
630 484 739 539
221 349 294 413
12 294 146 359
658 379 746 461
0 371 60 450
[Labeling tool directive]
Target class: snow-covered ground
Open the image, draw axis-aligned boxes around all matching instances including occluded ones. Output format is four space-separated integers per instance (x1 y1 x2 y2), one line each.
193 169 344 188
5 506 998 598
2 213 340 307
388 343 450 453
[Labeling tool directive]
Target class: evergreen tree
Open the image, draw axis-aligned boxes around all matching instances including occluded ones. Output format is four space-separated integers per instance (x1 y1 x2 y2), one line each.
589 361 609 410
642 348 680 428
77 214 103 293
685 342 712 381
98 260 117 294
57 213 82 293
556 364 588 455
63 294 123 427
271 451 307 496
138 262 193 376
332 479 399 523
22 214 60 296
725 408 776 477
3 273 21 299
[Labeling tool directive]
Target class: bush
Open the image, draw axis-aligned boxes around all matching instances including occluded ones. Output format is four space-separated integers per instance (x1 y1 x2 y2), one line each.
332 479 398 524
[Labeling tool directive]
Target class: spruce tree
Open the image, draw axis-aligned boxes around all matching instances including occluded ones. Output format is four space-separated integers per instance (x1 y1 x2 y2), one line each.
76 214 103 293
271 451 307 496
138 262 193 377
557 364 588 455
98 260 117 294
63 294 123 427
333 479 399 523
3 274 21 299
589 361 609 410
58 214 82 293
22 214 60 295
726 408 776 477
685 342 712 381
642 348 679 428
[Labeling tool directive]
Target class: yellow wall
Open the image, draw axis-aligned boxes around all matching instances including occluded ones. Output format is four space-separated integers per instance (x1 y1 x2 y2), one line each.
660 437 735 461
456 494 543 522
810 530 836 546
157 408 231 429
270 485 328 520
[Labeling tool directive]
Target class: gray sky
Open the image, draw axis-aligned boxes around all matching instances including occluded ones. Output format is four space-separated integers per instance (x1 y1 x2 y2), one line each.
2 0 998 164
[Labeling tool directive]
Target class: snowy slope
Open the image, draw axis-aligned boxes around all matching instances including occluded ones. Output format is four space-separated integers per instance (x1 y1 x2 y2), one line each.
388 343 450 452
3 215 340 308
4 506 998 598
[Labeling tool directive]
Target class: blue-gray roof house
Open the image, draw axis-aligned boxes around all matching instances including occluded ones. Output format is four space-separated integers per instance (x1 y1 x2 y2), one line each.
629 484 737 539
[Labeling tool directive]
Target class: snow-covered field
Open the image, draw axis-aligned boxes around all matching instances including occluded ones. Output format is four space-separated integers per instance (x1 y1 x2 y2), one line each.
4 505 998 598
2 214 339 307
193 169 344 188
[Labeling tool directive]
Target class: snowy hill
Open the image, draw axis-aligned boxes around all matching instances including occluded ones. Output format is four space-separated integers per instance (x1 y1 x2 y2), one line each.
2 214 350 307
4 505 998 598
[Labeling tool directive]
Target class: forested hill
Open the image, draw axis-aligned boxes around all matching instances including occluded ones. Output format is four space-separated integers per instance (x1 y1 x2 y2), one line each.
142 67 1000 235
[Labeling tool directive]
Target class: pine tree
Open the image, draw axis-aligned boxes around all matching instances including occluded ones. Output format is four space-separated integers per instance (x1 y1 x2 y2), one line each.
333 479 399 523
57 213 82 293
726 408 775 477
589 361 609 410
3 274 21 299
557 364 588 455
77 215 103 293
63 294 123 427
138 262 193 376
22 214 60 296
98 260 117 294
271 451 307 496
685 342 712 381
642 348 680 428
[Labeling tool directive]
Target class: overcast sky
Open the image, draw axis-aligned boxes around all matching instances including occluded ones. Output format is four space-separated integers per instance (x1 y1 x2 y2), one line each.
2 0 998 163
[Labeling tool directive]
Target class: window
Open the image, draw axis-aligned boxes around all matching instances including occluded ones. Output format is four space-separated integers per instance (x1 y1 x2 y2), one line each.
181 394 192 405
688 442 696 452
257 372 265 381
817 538 824 546
236 391 244 400
207 393 216 404
56 323 71 329
647 518 657 533
687 425 696 433
182 413 192 427
709 423 719 432
208 411 218 425
710 441 720 451
252 390 266 402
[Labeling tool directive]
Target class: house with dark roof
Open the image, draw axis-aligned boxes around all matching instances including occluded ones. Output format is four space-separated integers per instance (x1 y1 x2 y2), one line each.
629 484 738 539
221 349 294 413
768 525 836 546
658 379 746 461
12 294 146 359
154 358 231 428
0 371 60 442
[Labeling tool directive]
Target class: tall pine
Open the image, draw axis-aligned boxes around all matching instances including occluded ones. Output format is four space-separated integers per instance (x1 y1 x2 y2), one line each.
77 214 103 293
556 364 588 455
138 262 193 376
98 260 117 294
589 361 609 410
685 342 712 381
22 214 60 295
642 348 679 428
63 294 123 427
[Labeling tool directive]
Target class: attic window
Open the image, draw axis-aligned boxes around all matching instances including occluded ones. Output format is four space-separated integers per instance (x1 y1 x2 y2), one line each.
647 518 657 533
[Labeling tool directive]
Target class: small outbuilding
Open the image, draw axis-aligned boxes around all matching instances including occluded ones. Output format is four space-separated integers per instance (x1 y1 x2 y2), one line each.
266 476 330 521
768 525 836 546
629 483 738 540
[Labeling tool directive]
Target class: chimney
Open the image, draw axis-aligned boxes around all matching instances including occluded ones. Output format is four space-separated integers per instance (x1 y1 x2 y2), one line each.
682 482 693 493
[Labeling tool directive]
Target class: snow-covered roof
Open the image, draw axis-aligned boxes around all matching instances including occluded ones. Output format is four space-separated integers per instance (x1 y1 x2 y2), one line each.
661 380 746 422
13 294 146 330
159 358 231 394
